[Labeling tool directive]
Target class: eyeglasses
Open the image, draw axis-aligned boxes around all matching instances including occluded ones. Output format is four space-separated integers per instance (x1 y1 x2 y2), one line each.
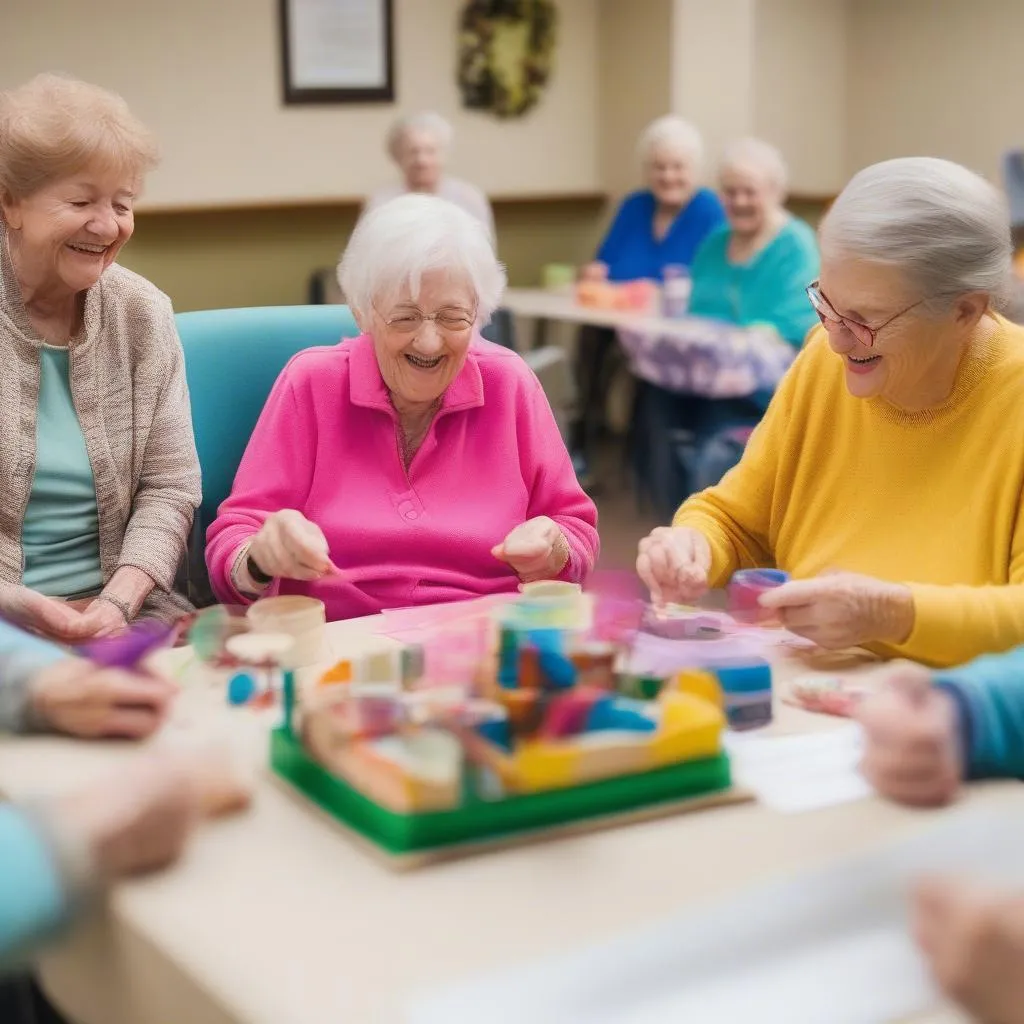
805 281 922 349
376 304 477 335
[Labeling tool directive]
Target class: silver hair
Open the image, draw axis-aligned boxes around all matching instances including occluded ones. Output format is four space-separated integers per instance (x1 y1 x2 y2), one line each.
339 194 506 322
719 137 788 196
636 115 704 170
820 157 1012 311
385 111 453 162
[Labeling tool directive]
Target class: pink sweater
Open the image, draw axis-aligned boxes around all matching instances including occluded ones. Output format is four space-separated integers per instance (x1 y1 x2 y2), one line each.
206 334 599 620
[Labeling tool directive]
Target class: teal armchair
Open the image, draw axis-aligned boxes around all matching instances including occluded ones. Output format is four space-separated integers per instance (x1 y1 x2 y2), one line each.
176 304 359 603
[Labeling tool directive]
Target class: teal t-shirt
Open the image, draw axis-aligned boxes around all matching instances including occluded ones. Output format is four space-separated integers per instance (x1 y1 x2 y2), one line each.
21 347 103 598
687 217 821 345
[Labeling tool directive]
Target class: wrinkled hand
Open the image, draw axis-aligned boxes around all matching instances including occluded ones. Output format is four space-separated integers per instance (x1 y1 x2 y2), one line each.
758 572 914 649
579 260 609 282
912 876 1024 1024
492 517 570 582
856 667 962 806
29 658 177 739
636 527 712 605
75 598 128 639
56 747 251 880
248 510 339 582
0 584 93 643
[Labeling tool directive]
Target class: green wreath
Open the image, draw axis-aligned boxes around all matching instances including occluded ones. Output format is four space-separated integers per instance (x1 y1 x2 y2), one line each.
457 0 558 119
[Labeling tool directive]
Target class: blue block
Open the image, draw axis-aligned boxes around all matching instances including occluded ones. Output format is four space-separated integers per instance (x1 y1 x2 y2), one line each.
538 650 577 690
227 671 256 706
476 716 513 751
585 696 657 733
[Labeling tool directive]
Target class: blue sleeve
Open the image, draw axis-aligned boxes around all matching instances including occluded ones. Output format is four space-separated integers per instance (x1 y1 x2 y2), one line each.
0 619 66 733
0 806 72 971
596 194 638 266
934 646 1024 779
751 223 821 345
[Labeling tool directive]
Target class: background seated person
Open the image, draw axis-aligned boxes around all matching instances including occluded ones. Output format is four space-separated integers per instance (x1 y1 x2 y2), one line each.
571 115 725 483
363 111 494 242
207 195 598 621
638 157 1024 668
633 137 820 514
0 75 200 642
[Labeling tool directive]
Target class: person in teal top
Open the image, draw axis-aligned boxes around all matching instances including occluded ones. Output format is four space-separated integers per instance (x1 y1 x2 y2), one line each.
635 138 820 514
22 346 103 599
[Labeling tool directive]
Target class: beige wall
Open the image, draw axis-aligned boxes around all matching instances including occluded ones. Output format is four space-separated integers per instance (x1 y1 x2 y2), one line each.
847 0 1024 183
597 0 674 198
0 0 601 208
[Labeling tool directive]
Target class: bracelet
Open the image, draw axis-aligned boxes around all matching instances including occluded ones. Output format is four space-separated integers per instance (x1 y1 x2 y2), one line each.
94 592 132 622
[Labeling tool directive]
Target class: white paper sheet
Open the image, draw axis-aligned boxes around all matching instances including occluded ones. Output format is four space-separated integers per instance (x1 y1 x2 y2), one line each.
724 724 871 813
408 806 1024 1024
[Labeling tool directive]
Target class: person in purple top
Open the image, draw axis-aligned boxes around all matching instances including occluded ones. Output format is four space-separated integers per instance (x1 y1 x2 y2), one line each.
571 115 726 484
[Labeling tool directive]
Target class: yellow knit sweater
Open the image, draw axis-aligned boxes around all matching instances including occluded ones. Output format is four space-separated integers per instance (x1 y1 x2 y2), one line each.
673 317 1024 667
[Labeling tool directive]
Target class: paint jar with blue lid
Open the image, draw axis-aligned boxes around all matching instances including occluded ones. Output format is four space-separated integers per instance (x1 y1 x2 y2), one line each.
708 657 773 731
728 568 790 624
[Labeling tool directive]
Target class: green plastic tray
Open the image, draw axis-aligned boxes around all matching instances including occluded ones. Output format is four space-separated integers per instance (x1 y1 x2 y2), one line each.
270 727 733 856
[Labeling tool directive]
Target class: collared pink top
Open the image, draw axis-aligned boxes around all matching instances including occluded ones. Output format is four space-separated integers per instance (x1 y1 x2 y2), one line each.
205 334 599 621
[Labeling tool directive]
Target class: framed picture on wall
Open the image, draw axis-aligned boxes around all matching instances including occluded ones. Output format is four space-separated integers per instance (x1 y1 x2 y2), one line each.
279 0 394 104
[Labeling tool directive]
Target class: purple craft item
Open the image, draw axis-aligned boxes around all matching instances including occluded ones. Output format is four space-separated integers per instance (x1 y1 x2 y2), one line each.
76 620 175 669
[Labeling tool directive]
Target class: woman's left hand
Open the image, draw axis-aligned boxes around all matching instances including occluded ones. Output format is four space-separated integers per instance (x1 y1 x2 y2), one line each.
757 572 915 649
492 517 570 582
912 876 1024 1024
75 598 128 639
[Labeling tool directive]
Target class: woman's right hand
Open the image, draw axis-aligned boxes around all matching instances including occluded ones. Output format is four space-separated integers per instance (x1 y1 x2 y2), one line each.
0 584 92 643
55 747 251 880
247 510 338 582
29 659 177 739
636 526 713 604
579 260 609 283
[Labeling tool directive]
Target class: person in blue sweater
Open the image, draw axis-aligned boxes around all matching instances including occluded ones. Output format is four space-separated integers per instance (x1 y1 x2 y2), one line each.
571 115 726 484
0 619 248 972
859 652 1024 1022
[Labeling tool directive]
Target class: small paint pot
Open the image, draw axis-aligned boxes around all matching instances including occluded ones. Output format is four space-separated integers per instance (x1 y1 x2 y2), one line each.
246 595 326 668
709 657 773 731
727 569 789 625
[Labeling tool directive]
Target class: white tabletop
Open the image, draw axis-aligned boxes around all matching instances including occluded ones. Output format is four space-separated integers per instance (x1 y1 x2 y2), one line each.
1 612 1016 1024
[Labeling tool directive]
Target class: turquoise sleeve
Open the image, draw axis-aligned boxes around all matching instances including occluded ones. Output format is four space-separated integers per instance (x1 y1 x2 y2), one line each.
754 225 821 345
0 618 66 733
934 645 1024 779
0 806 71 971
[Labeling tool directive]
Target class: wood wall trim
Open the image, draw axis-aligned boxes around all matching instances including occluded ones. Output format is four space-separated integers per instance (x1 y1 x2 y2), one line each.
135 190 610 216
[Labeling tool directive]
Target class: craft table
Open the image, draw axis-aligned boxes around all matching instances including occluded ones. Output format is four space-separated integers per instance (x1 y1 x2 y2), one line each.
0 610 1019 1024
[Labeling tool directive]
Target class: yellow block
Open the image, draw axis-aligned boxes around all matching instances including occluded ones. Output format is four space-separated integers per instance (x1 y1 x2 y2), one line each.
670 669 723 708
649 692 725 767
514 739 581 791
319 659 353 686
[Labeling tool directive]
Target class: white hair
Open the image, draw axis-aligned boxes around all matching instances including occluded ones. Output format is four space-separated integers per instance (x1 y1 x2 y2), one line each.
637 115 703 169
719 137 788 196
821 157 1012 311
386 111 453 162
339 194 506 322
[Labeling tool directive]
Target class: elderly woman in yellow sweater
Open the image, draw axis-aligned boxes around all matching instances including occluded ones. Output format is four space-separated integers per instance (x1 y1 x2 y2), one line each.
637 156 1024 668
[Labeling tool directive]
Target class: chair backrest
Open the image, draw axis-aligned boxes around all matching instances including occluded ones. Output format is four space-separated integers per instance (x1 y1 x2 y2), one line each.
177 304 359 531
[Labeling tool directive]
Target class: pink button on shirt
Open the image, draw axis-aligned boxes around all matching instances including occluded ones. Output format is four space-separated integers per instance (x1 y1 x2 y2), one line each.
205 334 599 621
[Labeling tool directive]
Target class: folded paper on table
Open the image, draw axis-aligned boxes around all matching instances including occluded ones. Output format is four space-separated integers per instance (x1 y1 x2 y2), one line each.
723 725 871 813
407 804 1024 1024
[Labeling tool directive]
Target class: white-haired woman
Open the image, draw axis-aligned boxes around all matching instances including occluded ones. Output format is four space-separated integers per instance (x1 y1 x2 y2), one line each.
0 74 199 645
634 138 820 513
364 111 494 241
207 195 598 621
572 115 725 481
638 156 1024 669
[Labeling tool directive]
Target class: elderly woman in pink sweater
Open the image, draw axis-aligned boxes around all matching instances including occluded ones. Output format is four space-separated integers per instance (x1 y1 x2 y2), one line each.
206 195 598 620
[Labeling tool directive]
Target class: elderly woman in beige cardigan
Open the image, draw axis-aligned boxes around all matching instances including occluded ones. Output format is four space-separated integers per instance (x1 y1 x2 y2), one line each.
0 75 199 643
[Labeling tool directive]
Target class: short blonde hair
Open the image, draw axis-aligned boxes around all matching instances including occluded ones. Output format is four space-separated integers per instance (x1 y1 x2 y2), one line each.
0 74 159 200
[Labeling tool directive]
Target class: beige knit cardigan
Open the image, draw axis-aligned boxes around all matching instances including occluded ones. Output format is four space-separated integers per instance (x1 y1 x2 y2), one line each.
0 224 201 622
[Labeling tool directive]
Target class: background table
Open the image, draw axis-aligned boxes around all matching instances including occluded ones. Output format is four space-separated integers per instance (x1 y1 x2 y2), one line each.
0 613 1017 1024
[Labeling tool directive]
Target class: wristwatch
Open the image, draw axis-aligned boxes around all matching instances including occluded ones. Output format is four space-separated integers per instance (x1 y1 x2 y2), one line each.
247 553 274 586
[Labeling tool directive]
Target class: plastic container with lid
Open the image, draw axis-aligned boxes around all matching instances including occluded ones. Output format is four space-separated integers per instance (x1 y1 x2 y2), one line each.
662 264 692 318
708 657 773 731
727 568 790 624
246 595 326 669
